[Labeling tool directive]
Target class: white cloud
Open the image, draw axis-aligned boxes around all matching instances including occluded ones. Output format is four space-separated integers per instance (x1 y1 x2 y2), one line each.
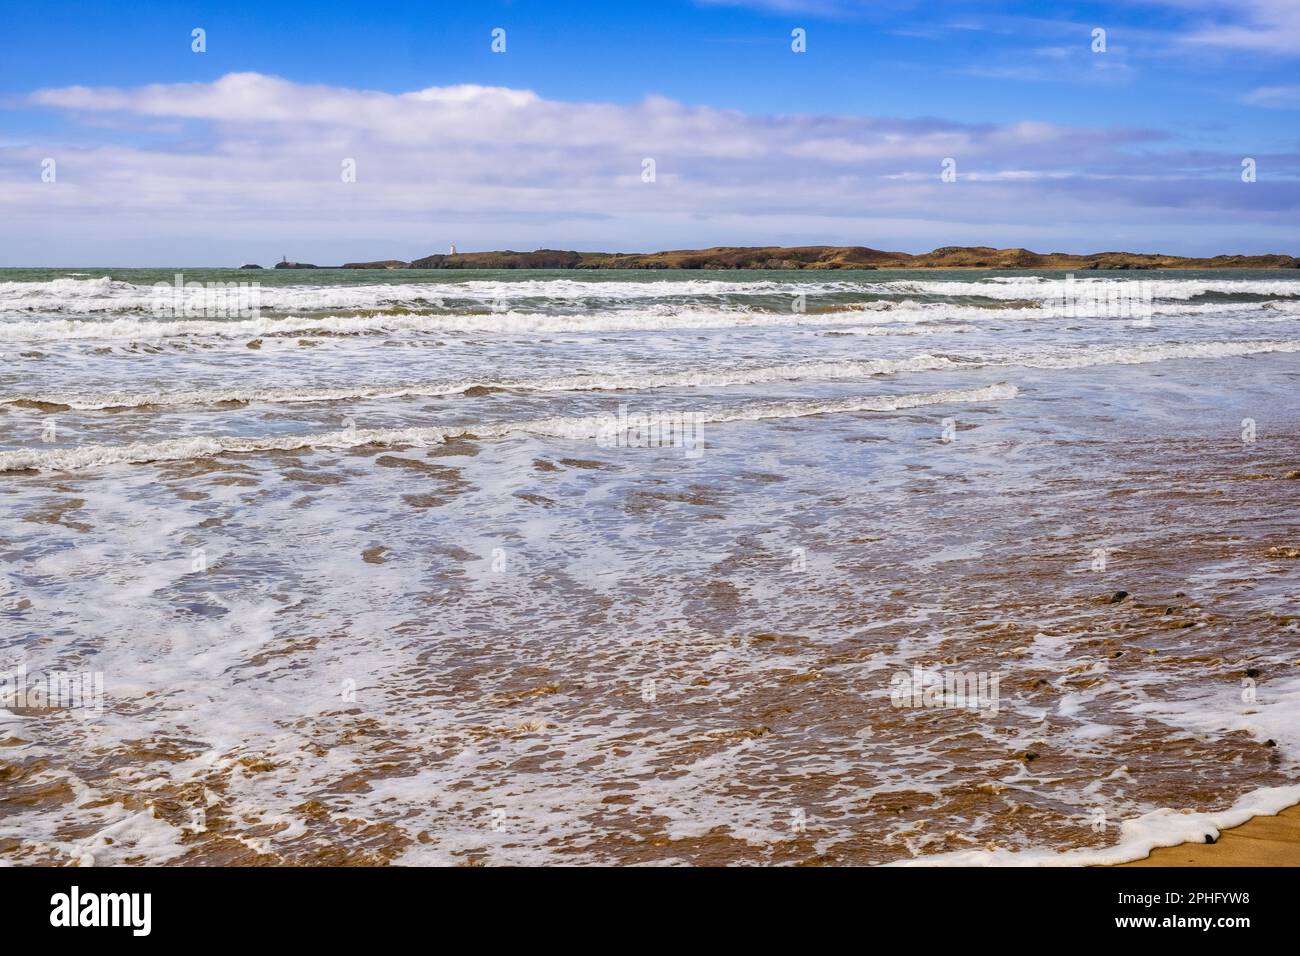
1 72 1296 264
1151 0 1300 54
1242 84 1300 108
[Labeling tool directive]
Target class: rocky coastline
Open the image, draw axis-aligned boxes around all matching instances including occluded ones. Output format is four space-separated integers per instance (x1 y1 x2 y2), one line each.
253 245 1300 271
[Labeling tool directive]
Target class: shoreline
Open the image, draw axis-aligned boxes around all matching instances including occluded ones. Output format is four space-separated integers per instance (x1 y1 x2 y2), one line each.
1115 804 1300 867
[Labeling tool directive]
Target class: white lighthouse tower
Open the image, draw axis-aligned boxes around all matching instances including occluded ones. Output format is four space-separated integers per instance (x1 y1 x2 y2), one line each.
449 243 456 256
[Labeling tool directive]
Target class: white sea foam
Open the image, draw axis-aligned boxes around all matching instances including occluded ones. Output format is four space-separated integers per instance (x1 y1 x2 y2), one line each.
0 276 859 314
885 276 1300 301
896 671 1300 866
1017 338 1300 368
892 785 1300 866
6 297 1299 344
0 307 962 341
0 383 1017 472
0 356 963 410
5 340 1293 412
4 273 1298 322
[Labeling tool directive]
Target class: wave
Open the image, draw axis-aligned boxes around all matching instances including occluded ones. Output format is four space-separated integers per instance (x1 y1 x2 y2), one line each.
0 276 869 314
5 274 1300 317
893 784 1300 867
1015 338 1300 368
6 297 1300 344
817 324 978 336
0 357 964 411
4 340 1294 413
0 306 972 342
0 383 1018 473
885 276 1300 301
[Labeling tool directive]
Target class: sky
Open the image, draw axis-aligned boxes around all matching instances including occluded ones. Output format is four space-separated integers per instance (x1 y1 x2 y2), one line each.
0 0 1298 265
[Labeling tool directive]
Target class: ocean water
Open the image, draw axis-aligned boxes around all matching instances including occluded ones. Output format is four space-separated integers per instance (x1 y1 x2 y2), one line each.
1 267 1297 866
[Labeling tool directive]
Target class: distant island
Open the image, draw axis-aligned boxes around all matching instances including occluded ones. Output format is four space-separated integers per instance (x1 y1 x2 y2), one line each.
249 246 1300 271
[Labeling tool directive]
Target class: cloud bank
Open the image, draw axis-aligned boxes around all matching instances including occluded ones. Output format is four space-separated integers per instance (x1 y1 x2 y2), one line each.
2 72 1297 264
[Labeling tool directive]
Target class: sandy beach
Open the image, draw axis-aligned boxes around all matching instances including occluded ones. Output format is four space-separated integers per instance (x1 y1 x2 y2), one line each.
1117 804 1300 867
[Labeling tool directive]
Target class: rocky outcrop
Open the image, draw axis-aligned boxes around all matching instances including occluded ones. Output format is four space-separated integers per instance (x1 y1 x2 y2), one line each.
238 263 263 269
340 260 409 269
273 261 318 269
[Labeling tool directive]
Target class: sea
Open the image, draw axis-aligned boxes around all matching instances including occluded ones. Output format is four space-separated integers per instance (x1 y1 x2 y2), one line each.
1 267 1297 865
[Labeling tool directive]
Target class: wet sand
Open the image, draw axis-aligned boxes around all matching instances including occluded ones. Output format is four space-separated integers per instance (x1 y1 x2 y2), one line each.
1117 804 1300 867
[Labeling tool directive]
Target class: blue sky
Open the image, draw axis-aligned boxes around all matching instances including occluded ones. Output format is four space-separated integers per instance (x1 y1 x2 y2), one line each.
1 0 1298 265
